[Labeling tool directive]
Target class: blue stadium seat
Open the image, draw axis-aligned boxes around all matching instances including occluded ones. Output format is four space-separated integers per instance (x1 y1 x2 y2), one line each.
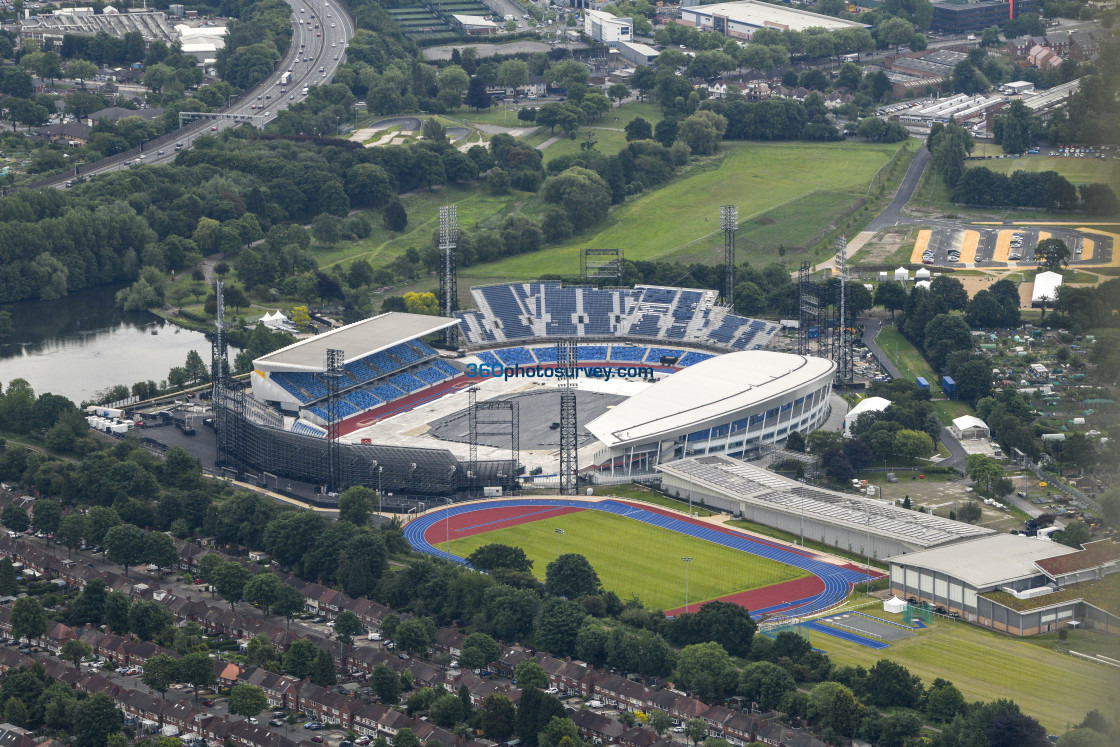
677 352 714 367
609 346 647 362
533 346 558 363
433 359 460 377
371 384 404 402
645 347 684 363
480 285 535 338
576 345 608 362
389 373 425 393
495 347 535 366
476 351 502 368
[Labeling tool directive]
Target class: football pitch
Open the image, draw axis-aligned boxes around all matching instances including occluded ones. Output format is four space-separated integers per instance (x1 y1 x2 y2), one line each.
446 510 809 610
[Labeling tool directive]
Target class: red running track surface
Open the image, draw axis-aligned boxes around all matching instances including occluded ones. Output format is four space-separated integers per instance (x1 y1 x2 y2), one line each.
422 504 587 547
662 575 825 618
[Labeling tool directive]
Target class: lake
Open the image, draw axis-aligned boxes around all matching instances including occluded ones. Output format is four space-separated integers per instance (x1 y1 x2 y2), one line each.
0 284 213 404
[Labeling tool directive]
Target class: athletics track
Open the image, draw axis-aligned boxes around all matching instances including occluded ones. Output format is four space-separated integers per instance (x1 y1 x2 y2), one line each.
404 499 886 619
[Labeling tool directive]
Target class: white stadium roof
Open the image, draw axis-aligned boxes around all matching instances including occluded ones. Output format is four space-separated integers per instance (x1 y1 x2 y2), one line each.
887 534 1079 588
658 455 995 550
253 312 458 371
586 351 834 448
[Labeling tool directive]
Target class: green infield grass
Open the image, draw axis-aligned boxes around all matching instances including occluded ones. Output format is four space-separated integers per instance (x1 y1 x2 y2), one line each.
460 141 904 281
802 611 1120 732
446 510 808 610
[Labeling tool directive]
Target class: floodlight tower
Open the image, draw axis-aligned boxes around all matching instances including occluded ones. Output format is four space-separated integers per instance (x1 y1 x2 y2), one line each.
557 340 578 496
439 205 458 348
834 236 854 384
211 279 227 465
324 348 346 491
720 205 738 307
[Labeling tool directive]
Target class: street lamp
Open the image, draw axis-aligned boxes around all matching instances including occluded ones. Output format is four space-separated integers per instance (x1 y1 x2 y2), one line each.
681 557 693 613
555 527 565 558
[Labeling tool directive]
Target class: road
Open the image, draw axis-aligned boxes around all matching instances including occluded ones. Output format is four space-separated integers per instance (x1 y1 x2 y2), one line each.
860 318 969 472
866 146 931 232
64 0 355 182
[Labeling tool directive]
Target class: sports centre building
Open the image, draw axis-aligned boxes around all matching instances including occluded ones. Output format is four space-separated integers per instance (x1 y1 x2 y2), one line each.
678 0 870 40
658 455 994 559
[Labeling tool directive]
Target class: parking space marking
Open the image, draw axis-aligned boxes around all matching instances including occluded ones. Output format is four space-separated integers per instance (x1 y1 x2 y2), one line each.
911 229 932 264
1078 228 1120 264
992 230 1015 263
959 230 980 264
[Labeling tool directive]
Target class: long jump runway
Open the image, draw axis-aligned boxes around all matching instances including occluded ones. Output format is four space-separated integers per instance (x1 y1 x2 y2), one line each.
404 499 884 619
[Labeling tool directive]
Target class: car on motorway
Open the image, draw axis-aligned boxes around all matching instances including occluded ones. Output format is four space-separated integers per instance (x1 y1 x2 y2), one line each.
317 32 321 36
211 125 218 131
251 105 257 109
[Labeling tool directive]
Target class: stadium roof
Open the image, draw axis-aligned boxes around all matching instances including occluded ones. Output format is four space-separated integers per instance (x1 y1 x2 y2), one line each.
887 534 1078 588
681 1 869 32
253 313 458 371
586 352 834 448
658 455 994 550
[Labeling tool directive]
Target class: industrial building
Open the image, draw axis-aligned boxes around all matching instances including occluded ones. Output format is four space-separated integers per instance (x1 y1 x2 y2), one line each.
583 9 632 46
888 536 1120 635
451 14 499 35
679 0 868 40
931 0 1040 34
618 40 659 66
586 351 836 472
657 455 994 560
19 8 180 45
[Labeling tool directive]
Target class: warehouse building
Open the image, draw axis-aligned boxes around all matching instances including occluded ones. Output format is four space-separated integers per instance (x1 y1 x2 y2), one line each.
679 0 869 40
618 40 659 65
931 0 1040 34
656 455 993 559
888 535 1120 635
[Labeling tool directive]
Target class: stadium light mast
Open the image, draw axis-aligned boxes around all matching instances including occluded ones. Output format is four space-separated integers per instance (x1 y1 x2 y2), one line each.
720 205 737 307
555 527 565 559
834 235 854 383
557 340 578 496
681 557 693 613
439 205 458 348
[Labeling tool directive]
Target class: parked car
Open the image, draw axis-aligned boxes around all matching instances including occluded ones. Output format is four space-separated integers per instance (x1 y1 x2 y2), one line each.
269 720 284 728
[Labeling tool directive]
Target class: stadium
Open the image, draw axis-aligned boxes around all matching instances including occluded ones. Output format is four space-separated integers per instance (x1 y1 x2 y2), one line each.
215 281 839 495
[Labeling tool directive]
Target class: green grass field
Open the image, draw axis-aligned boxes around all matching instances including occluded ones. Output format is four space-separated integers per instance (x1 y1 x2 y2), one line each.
461 141 904 281
803 612 1120 731
978 154 1120 194
543 128 630 164
446 511 808 610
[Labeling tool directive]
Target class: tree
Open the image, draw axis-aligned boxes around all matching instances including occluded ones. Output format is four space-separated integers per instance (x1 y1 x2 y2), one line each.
685 718 709 745
0 558 16 596
213 561 250 612
338 486 376 526
128 599 174 641
625 116 653 142
61 639 93 669
243 571 284 614
958 501 982 523
465 77 491 110
383 200 408 232
311 647 336 686
498 59 530 92
145 531 178 573
65 59 98 89
372 663 402 704
334 610 362 646
10 596 46 643
536 598 585 657
1054 521 1091 549
103 524 146 577
864 659 922 708
468 544 533 573
74 693 124 747
395 617 436 655
807 681 865 737
1037 238 1071 272
1 504 29 533
924 678 965 723
676 110 727 156
482 693 516 741
229 684 268 720
31 499 62 537
460 632 501 671
180 650 216 700
517 687 566 747
987 711 1049 747
674 642 739 703
545 553 600 598
608 83 630 106
514 659 549 690
143 654 180 699
739 661 796 710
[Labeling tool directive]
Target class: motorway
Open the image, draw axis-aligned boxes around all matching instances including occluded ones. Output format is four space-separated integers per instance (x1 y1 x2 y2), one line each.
72 0 355 179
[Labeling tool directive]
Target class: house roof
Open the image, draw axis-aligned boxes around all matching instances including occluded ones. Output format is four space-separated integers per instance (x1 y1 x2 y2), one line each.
1036 540 1120 577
